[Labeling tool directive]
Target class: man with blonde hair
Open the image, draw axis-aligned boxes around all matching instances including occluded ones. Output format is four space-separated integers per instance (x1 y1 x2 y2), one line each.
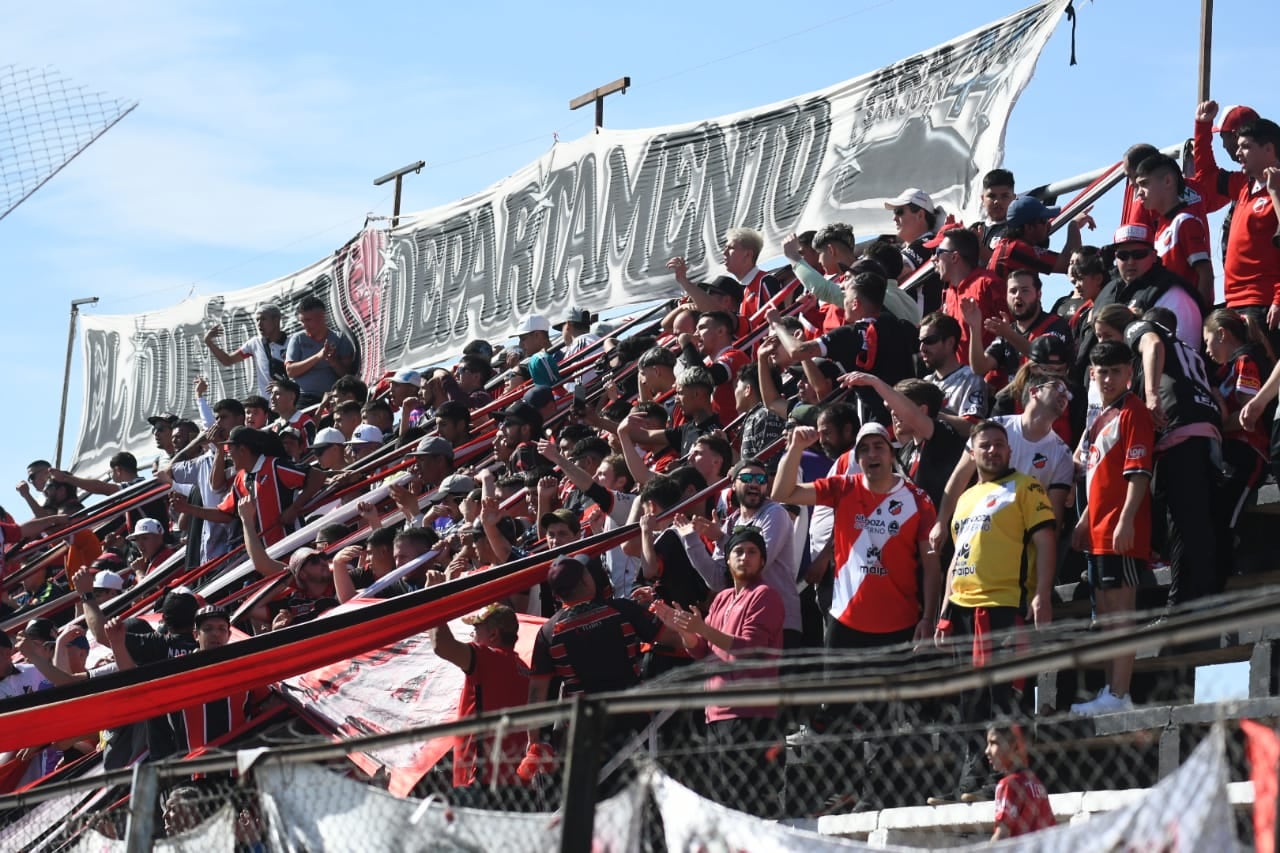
724 226 784 320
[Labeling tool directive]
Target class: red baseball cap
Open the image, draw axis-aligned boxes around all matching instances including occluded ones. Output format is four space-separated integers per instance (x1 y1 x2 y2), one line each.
1212 105 1259 134
1109 223 1155 248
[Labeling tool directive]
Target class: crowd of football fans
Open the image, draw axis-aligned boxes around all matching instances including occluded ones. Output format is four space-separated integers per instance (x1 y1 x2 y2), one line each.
1 99 1278 834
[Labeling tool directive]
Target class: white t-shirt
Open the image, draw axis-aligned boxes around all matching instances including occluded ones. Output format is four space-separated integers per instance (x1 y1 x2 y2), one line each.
931 365 989 420
238 336 289 398
0 663 48 699
985 415 1074 491
1153 287 1203 351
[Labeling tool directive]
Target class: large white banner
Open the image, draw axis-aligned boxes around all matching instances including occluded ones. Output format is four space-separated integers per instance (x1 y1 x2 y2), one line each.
72 1 1065 474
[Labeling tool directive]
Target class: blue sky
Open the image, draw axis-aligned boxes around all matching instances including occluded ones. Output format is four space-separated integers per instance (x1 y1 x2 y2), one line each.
0 0 1270 490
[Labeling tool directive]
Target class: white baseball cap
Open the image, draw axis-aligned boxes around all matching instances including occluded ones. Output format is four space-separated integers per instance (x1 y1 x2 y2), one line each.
885 188 935 211
312 427 347 448
93 570 125 591
345 424 384 445
390 368 423 388
854 422 894 452
516 315 551 334
126 518 165 540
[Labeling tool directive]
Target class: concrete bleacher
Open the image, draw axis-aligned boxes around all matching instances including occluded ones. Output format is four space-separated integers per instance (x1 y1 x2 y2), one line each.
1040 481 1280 710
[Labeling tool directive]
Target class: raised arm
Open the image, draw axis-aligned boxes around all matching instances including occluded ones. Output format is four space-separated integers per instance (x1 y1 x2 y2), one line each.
536 439 594 494
237 494 286 578
756 339 791 418
49 469 119 497
770 427 820 506
70 568 109 645
841 371 934 440
203 324 248 367
616 415 657 487
961 298 997 376
766 310 823 365
425 571 474 670
665 257 718 312
14 635 84 686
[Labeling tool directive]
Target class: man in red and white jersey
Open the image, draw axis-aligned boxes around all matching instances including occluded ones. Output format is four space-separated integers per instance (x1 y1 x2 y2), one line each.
775 422 940 808
774 422 940 651
1070 340 1153 716
1135 153 1214 308
1192 102 1280 344
678 311 750 426
176 427 324 546
723 226 785 322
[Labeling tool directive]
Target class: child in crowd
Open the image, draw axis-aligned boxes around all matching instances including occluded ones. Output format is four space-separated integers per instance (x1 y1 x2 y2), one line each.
986 721 1055 840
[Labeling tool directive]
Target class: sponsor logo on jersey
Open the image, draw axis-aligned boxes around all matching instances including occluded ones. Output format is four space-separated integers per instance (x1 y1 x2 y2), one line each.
1127 446 1146 460
854 513 887 530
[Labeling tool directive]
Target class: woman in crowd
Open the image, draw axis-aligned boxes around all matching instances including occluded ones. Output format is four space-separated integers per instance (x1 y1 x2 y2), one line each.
1204 309 1274 583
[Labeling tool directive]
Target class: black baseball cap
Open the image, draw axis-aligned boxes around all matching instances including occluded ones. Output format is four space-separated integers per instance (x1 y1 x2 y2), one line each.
699 275 744 304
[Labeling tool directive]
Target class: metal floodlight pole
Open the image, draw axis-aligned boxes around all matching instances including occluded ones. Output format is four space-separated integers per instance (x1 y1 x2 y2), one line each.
55 296 100 469
569 76 630 130
1198 0 1213 103
372 159 425 228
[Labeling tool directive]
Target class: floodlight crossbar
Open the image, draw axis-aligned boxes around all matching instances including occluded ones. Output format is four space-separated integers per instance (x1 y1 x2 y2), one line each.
569 77 630 112
372 160 425 187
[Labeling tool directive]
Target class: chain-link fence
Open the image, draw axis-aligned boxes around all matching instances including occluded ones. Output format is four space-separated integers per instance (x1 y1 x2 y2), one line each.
0 592 1275 851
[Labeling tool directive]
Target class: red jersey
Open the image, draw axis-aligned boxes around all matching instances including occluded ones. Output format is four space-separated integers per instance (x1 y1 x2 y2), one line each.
454 644 531 788
1154 208 1212 293
271 410 317 448
710 346 750 425
817 302 845 334
1079 392 1154 558
1217 348 1269 458
1192 120 1280 307
812 474 935 634
988 238 1059 280
740 268 782 325
1120 181 1160 234
943 269 1005 367
217 455 309 545
994 769 1056 836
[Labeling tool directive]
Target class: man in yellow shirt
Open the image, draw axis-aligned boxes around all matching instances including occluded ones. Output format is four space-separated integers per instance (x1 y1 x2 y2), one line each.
930 419 1056 805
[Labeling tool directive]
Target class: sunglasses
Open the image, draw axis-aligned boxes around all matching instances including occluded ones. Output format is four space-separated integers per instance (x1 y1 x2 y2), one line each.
1033 380 1073 401
933 248 959 257
1115 248 1151 261
918 333 944 347
892 207 908 217
736 472 768 485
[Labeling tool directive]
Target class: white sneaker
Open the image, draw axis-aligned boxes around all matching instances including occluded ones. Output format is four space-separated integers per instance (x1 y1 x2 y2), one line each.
1070 685 1134 716
786 725 818 748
